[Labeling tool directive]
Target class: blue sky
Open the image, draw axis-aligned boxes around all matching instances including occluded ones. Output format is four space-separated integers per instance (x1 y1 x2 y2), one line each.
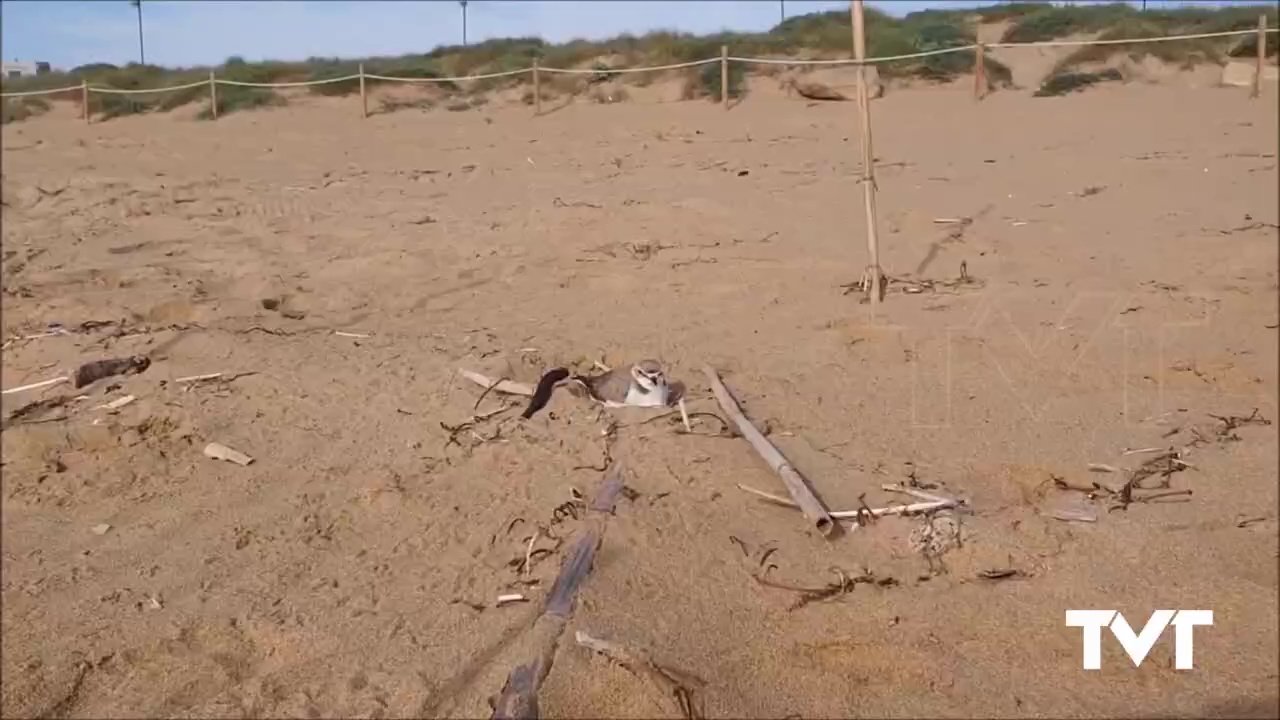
1 1 1272 70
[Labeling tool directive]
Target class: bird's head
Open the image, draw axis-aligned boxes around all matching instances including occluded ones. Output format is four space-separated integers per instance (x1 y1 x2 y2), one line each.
630 359 666 392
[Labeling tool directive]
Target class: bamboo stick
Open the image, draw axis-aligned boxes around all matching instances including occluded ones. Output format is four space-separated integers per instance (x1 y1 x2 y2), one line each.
703 366 836 538
720 45 729 107
850 0 885 308
532 58 541 115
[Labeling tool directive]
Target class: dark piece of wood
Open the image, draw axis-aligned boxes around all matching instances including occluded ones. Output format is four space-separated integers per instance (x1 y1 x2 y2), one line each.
72 355 150 388
490 461 627 719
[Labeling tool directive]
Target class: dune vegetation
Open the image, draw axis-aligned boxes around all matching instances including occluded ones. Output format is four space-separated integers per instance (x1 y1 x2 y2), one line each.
1 2 1275 123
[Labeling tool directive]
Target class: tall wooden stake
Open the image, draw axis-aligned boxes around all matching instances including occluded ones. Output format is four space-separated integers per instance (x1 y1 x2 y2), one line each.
81 81 89 123
533 58 541 115
974 42 988 100
355 63 366 118
721 45 729 107
850 0 884 307
209 72 218 120
1253 14 1267 99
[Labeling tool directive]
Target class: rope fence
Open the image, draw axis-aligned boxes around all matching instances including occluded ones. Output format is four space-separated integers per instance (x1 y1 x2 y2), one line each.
2 23 1275 118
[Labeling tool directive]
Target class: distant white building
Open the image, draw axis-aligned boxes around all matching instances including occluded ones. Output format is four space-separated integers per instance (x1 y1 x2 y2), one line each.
3 60 49 78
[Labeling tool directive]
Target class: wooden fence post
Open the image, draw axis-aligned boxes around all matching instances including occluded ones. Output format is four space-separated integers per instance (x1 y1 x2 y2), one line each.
974 43 988 100
209 72 218 120
720 45 729 107
81 81 89 123
359 63 368 118
1254 14 1267 99
533 58 541 115
850 0 884 309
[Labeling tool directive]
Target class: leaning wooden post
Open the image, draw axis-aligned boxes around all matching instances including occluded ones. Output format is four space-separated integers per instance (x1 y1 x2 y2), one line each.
359 63 368 118
720 45 729 107
1254 14 1267 99
81 81 89 123
850 0 885 308
532 58 541 115
208 71 218 120
974 42 988 100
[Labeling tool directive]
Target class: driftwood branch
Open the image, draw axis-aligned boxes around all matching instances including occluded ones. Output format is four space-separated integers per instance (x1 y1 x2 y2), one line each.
702 366 835 537
491 461 628 720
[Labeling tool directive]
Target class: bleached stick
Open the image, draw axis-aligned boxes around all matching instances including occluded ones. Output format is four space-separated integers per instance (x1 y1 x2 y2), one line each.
95 395 136 411
677 397 692 433
880 483 954 504
704 366 835 538
459 369 535 396
574 630 705 719
175 372 223 383
737 483 957 519
2 375 69 396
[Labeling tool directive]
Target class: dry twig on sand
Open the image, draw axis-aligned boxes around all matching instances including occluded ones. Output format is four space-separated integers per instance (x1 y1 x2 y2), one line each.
1207 408 1271 439
490 461 628 720
703 366 835 538
575 631 706 719
753 565 897 611
1111 449 1191 511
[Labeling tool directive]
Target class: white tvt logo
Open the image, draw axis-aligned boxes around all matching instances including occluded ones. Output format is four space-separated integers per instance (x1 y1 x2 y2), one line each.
1065 610 1213 670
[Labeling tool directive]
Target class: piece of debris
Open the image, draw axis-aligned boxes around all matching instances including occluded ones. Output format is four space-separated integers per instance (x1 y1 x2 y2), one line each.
95 395 136 412
175 373 223 384
172 371 256 387
978 568 1023 580
90 523 112 536
203 442 254 466
495 593 528 607
753 565 896 611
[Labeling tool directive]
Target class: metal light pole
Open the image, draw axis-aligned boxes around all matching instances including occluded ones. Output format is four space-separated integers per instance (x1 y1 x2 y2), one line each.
130 0 145 64
460 0 469 46
780 0 785 23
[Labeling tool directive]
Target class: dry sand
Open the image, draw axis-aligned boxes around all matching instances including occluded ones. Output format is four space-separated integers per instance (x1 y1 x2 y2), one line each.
1 76 1277 719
